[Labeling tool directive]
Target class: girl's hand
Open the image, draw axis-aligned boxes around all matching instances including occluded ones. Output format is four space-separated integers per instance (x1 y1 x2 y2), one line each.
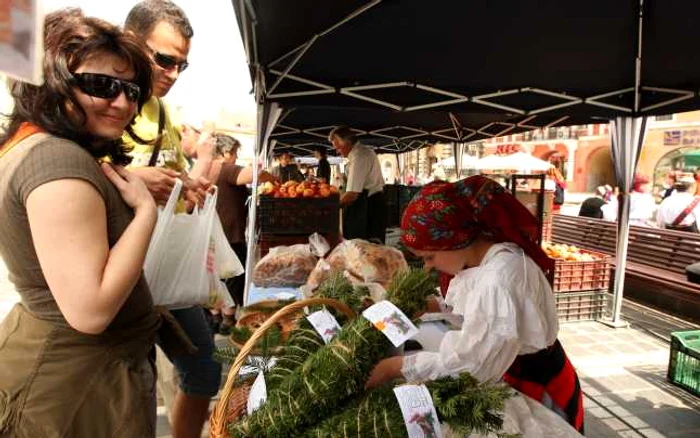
365 356 404 390
102 163 156 212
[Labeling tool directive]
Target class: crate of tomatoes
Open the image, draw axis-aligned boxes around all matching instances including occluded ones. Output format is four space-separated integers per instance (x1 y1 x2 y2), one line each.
257 180 340 235
543 242 611 293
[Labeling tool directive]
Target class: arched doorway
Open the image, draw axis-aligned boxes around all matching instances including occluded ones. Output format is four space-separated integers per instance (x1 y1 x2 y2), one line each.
653 146 700 189
586 147 616 192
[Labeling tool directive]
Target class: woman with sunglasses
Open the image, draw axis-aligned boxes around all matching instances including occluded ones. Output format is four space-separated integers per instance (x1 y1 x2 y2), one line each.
0 9 162 436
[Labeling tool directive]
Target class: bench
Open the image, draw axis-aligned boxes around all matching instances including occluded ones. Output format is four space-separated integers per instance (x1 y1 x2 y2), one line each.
551 215 700 322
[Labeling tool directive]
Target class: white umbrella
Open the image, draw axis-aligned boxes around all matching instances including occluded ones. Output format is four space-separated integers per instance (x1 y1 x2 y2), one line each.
438 154 479 169
500 152 552 172
474 154 508 171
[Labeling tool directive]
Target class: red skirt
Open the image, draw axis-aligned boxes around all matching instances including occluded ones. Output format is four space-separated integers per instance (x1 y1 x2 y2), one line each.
504 339 584 434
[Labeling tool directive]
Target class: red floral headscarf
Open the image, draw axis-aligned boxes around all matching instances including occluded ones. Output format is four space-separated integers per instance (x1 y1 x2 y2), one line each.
400 176 554 274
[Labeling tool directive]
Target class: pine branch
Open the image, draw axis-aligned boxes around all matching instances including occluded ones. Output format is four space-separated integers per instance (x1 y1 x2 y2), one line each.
302 373 515 438
229 268 437 438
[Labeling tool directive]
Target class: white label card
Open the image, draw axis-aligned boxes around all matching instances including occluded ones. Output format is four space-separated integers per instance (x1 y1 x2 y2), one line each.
306 309 342 344
361 301 419 347
246 371 267 416
393 384 443 438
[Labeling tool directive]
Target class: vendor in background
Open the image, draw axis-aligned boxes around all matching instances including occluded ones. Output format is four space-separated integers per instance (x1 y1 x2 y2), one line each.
657 175 700 232
629 174 657 227
365 176 584 433
329 126 387 243
207 134 276 333
314 146 332 183
271 151 304 183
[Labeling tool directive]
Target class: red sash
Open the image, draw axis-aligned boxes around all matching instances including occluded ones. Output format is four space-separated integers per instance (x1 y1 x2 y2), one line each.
504 339 584 433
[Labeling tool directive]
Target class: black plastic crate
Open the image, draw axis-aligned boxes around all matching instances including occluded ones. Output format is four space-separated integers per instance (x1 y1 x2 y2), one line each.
257 195 340 235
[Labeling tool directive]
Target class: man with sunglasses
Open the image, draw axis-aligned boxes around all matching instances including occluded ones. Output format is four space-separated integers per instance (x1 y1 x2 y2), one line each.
123 2 220 438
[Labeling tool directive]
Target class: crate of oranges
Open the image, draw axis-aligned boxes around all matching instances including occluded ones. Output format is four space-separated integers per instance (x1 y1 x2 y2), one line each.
543 242 611 293
257 180 340 235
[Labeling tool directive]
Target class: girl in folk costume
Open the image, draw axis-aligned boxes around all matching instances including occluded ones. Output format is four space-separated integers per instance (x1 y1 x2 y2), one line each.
366 176 584 434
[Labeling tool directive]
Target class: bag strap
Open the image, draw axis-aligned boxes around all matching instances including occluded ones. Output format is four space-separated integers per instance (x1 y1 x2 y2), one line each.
147 98 167 167
672 196 700 227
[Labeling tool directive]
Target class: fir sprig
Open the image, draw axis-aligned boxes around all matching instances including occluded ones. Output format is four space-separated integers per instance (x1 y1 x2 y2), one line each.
303 373 516 438
229 268 437 438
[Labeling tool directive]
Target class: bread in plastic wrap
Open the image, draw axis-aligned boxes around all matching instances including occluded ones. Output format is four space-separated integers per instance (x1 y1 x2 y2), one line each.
306 239 408 290
253 244 318 287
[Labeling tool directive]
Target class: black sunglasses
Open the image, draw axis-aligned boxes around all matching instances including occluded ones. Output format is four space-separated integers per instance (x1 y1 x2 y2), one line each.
152 51 189 73
71 73 141 102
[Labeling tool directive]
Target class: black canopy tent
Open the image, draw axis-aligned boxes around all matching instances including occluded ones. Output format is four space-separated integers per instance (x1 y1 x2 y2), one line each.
233 0 700 325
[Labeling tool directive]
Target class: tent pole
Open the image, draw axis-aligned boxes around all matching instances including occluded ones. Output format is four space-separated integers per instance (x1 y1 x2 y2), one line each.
602 116 647 328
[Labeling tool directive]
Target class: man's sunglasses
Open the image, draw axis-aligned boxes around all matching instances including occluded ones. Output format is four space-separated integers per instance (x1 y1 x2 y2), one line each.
71 73 141 102
152 51 189 73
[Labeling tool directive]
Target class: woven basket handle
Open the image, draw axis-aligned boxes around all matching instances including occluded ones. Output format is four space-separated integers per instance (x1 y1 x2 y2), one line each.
210 297 356 437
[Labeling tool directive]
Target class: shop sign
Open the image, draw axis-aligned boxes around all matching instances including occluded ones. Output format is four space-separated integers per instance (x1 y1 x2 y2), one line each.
664 129 700 146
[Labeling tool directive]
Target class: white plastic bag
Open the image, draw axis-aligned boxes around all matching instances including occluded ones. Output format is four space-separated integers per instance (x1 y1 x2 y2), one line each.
211 213 244 279
144 180 218 308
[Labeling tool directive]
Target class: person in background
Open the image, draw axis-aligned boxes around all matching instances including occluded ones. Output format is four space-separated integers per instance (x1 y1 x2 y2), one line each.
662 172 677 200
547 166 566 213
657 176 700 232
123 2 220 436
365 176 584 434
314 146 331 183
694 169 700 197
0 10 160 435
329 125 387 243
208 134 276 333
629 174 657 227
271 151 304 183
578 186 608 219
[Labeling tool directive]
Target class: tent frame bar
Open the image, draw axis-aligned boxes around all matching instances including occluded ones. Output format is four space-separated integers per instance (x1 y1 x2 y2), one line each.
268 0 382 68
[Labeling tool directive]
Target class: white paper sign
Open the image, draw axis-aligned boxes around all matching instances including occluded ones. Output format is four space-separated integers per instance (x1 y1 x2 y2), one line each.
246 371 267 416
393 384 443 438
0 0 44 85
306 309 342 344
362 301 418 347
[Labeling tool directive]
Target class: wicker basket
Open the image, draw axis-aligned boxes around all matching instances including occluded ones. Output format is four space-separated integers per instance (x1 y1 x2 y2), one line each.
209 298 357 438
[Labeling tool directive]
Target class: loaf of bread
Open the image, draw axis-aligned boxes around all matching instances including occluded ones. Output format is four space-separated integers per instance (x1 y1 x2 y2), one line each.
253 244 318 287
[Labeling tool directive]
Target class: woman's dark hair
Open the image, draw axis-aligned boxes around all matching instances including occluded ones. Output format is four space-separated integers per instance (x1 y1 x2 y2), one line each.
0 8 153 165
315 146 327 158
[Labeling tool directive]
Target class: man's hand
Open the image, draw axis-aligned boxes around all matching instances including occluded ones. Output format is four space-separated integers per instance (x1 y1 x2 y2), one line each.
129 167 180 205
341 191 359 207
182 176 213 211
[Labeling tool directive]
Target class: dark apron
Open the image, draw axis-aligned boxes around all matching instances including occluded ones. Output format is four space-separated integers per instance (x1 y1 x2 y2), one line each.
343 190 369 241
503 339 585 434
343 190 387 243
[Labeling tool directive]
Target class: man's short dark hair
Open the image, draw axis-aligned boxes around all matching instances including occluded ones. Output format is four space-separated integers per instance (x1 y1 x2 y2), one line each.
329 126 357 144
315 146 328 157
125 0 193 40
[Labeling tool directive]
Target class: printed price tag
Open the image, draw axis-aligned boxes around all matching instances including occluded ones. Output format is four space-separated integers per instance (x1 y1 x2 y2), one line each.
393 384 443 438
362 301 418 347
246 371 267 415
306 309 342 344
